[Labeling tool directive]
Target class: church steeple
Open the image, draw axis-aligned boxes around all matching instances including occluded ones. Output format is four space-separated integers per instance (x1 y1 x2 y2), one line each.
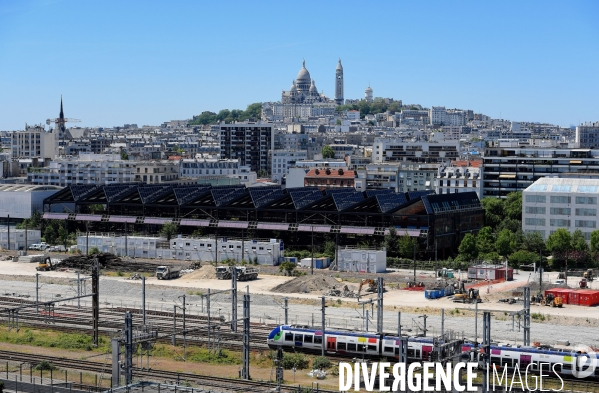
59 96 64 120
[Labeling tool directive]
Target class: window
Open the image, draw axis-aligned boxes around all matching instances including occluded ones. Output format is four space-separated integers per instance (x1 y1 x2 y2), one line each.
526 195 546 203
304 335 313 344
551 185 572 192
525 206 546 214
285 333 293 341
368 345 377 351
337 342 346 350
357 344 365 352
576 196 597 205
525 218 545 226
577 185 598 193
576 208 597 216
347 343 356 351
314 336 322 344
575 220 596 228
294 334 303 342
529 184 548 191
550 207 571 215
550 219 570 227
550 196 571 204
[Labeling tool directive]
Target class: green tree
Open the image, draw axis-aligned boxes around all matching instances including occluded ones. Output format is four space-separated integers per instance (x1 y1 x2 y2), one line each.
476 227 495 255
17 211 44 229
322 241 336 260
522 231 545 254
495 229 515 258
496 218 522 234
571 229 589 252
458 233 478 261
383 227 400 257
120 150 129 160
88 204 104 214
508 250 539 268
44 225 57 245
480 197 505 230
160 222 179 242
590 230 599 253
504 192 523 221
279 261 296 276
398 233 416 259
321 145 335 159
546 228 572 255
257 169 268 178
58 226 69 249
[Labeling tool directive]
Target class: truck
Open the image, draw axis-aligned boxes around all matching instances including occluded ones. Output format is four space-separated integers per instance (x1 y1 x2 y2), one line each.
216 266 259 281
156 265 182 280
29 242 49 251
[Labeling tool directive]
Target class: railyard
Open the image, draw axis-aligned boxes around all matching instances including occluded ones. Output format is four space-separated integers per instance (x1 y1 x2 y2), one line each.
2 254 599 392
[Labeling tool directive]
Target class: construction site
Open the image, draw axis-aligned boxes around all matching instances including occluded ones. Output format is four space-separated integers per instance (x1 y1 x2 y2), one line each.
1 246 599 393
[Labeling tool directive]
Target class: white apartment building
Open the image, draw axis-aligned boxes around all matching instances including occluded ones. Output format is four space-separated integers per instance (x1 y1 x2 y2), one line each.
11 125 57 160
355 163 437 193
372 138 460 164
180 158 240 178
522 177 599 240
429 107 466 126
134 161 179 184
27 153 135 186
576 121 599 148
270 150 308 183
435 166 482 198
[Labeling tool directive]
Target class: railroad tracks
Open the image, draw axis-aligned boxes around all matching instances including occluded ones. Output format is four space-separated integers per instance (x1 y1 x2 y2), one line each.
0 350 338 393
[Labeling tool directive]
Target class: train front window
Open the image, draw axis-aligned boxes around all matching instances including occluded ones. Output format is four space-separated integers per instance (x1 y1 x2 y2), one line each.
285 333 293 341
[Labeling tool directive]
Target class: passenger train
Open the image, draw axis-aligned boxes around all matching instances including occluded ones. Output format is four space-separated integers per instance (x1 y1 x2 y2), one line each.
267 325 599 380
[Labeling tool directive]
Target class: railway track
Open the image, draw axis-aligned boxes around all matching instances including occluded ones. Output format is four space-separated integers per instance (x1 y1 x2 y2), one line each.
0 350 338 393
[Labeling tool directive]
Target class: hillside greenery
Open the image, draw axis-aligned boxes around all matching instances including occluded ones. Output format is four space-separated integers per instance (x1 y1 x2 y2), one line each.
189 103 262 125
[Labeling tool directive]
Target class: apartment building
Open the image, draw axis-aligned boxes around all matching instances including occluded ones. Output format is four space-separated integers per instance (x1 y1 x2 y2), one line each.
482 146 599 198
270 150 308 183
576 122 599 148
134 161 179 184
372 138 460 164
27 153 135 186
11 125 56 160
219 123 274 173
522 177 599 240
435 165 482 198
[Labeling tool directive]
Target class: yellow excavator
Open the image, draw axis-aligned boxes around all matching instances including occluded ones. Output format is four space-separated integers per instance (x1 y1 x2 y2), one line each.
545 293 563 308
454 288 481 304
36 257 55 271
357 279 378 297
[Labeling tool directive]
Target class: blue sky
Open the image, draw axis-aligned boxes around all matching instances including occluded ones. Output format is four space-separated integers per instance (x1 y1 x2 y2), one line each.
1 0 598 130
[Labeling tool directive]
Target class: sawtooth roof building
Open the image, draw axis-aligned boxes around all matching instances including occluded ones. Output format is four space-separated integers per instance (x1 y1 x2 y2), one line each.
42 184 484 258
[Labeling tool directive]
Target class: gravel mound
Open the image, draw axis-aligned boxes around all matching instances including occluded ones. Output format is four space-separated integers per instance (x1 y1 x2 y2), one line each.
184 265 217 280
271 275 341 294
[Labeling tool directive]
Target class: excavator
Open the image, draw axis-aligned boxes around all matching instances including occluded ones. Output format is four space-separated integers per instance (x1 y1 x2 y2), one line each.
357 279 378 297
453 287 481 304
36 257 56 271
544 293 563 308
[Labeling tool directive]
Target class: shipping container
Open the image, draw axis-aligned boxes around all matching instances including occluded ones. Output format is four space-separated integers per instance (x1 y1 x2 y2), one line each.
577 290 599 307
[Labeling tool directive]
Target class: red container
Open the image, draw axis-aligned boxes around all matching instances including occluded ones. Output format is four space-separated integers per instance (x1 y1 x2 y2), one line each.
545 288 573 304
577 290 599 307
569 291 580 305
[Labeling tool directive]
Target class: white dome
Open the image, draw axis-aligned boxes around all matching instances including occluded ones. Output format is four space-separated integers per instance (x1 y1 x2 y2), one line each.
296 60 311 82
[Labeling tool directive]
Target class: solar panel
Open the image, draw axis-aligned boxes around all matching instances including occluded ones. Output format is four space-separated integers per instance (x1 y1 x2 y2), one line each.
70 185 100 201
288 187 323 209
407 190 434 200
249 186 285 207
211 186 247 207
104 184 139 203
138 185 173 204
376 193 408 213
332 191 364 211
365 189 394 197
174 186 212 205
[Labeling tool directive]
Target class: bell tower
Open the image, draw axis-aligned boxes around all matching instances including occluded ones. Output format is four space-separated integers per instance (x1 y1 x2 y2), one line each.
335 59 344 105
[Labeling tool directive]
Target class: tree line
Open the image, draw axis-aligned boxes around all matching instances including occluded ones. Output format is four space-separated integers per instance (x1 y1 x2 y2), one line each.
189 103 262 125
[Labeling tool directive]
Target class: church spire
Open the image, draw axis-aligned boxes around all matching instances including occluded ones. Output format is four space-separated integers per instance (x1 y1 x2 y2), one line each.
59 95 64 120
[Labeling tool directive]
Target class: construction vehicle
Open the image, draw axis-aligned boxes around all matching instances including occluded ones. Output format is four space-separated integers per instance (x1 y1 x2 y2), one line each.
579 278 588 289
557 272 566 280
583 269 594 282
357 279 378 297
216 266 259 281
453 288 481 303
36 257 56 271
544 293 563 308
156 265 182 280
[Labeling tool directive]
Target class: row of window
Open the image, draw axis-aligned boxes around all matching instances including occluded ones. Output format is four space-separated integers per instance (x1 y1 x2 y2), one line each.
525 229 594 240
525 195 598 204
525 207 598 216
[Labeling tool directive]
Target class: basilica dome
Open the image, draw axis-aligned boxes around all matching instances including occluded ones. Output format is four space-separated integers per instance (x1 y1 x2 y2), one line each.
296 60 311 83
